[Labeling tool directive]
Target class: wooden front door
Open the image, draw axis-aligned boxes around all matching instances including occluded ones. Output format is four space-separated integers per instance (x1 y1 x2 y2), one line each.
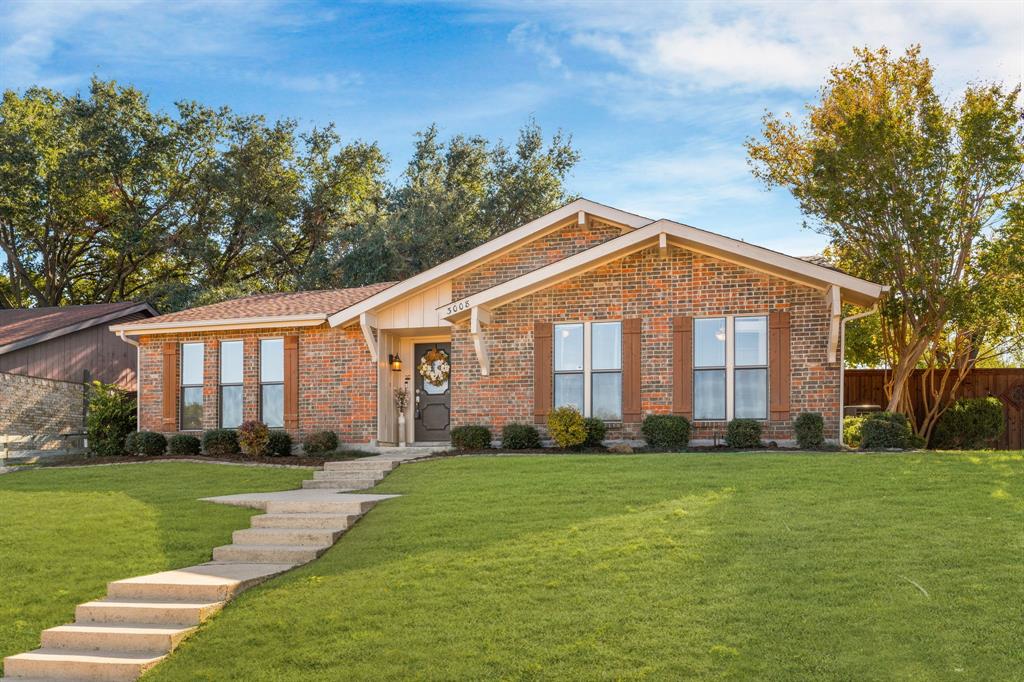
414 343 451 442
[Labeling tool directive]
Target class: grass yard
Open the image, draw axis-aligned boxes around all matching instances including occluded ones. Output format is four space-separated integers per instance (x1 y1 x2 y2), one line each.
0 462 310 663
142 451 1024 681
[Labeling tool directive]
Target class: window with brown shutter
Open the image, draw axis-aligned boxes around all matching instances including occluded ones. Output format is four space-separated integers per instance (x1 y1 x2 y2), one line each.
769 311 791 420
534 322 553 424
622 319 642 422
673 317 693 418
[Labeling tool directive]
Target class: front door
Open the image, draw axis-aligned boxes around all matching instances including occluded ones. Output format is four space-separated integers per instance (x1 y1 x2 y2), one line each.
414 342 451 442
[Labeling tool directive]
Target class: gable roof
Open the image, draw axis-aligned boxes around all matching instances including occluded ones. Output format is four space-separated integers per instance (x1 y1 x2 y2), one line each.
326 198 652 327
437 219 887 322
0 302 157 354
110 284 395 335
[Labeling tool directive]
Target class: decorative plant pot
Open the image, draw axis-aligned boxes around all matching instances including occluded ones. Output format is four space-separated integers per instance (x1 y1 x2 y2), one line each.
398 413 407 448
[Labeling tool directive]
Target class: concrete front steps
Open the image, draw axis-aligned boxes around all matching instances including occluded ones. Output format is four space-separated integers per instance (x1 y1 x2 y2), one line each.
301 458 399 491
3 457 409 681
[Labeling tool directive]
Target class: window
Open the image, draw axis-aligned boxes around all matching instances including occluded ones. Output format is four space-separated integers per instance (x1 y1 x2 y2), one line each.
692 315 769 420
734 316 767 419
591 322 622 420
260 338 284 428
693 318 726 420
554 323 584 413
220 341 243 428
180 342 204 430
553 321 622 420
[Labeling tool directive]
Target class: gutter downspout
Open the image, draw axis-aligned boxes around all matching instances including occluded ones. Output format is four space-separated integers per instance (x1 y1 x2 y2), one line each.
119 331 141 433
839 305 879 447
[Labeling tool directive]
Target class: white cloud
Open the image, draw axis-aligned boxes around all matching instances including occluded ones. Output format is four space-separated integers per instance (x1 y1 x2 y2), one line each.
508 22 564 71
492 1 1024 96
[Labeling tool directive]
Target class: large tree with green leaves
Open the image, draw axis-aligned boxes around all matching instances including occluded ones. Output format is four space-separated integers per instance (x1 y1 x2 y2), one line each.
336 122 580 285
747 46 1024 439
1 79 579 309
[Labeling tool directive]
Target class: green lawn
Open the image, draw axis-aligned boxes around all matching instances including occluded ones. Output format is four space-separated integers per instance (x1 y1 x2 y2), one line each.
0 462 310 662
138 451 1024 681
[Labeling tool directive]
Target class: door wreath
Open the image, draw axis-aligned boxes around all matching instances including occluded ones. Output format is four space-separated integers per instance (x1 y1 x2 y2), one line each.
417 348 450 387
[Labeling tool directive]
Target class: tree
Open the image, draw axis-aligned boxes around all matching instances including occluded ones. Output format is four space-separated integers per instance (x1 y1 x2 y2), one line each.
339 121 580 284
747 46 1024 439
0 79 389 310
0 80 223 308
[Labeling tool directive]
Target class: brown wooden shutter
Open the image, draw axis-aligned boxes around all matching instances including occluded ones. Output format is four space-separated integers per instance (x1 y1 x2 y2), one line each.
622 319 642 422
672 317 693 418
769 311 792 420
284 335 299 430
534 322 552 424
162 341 177 431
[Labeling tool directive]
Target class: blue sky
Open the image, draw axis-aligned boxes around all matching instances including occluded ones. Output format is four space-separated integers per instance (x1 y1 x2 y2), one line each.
1 0 1021 255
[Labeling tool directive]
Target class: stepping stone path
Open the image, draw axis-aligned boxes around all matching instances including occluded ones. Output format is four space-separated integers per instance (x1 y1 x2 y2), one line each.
2 456 410 681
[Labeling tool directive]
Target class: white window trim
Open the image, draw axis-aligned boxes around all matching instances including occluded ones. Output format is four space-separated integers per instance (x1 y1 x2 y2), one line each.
219 339 244 429
694 315 768 422
554 320 622 421
180 341 205 431
259 337 285 428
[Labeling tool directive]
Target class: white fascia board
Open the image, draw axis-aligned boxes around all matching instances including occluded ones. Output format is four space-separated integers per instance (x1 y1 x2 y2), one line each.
437 221 887 320
326 199 653 328
109 314 328 335
0 303 157 355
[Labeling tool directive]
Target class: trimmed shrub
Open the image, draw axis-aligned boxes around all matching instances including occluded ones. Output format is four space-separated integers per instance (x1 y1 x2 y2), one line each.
202 429 240 457
126 431 167 457
267 430 293 457
547 406 587 449
501 423 541 449
86 381 136 457
843 416 865 448
237 420 270 458
583 418 607 447
451 425 492 450
859 411 914 449
641 414 691 449
725 419 762 448
932 397 1005 450
302 430 339 455
793 412 825 449
168 434 201 456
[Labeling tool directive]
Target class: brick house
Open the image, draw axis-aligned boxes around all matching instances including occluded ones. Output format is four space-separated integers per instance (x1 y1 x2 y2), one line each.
112 200 887 447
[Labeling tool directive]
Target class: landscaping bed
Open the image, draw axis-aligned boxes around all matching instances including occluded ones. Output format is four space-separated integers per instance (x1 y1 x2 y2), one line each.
19 450 375 468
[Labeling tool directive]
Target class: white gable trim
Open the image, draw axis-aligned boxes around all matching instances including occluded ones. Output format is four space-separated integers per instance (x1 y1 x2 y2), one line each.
437 221 887 321
326 199 652 327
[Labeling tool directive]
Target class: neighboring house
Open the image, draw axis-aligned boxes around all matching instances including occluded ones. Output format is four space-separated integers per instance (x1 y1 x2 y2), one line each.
112 200 887 446
0 302 157 437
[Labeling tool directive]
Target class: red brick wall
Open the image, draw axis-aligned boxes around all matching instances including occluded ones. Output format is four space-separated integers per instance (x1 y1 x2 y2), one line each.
451 246 840 443
138 324 376 443
452 218 622 299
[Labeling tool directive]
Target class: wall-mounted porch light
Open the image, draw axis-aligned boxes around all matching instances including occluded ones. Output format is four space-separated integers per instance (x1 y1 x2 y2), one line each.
388 354 403 372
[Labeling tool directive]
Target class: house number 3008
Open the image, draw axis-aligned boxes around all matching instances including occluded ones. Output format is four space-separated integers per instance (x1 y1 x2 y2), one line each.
446 299 471 315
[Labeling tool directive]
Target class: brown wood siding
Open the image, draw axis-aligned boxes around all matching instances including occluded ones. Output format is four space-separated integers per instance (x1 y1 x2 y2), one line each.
284 335 299 430
0 311 148 388
672 316 692 417
845 368 1024 450
534 322 552 424
161 341 177 431
622 319 642 422
769 311 791 420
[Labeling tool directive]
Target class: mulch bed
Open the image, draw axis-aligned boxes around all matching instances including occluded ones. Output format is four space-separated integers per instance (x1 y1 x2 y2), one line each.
22 451 375 469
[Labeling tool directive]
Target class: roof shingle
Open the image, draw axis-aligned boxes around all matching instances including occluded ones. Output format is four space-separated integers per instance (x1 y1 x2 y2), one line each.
125 283 396 328
0 302 151 350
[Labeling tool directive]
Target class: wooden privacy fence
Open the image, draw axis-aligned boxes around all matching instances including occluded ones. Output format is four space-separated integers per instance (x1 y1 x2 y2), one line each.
845 368 1024 450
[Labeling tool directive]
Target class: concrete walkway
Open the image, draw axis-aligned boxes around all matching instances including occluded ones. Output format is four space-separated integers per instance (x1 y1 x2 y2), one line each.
2 453 425 681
